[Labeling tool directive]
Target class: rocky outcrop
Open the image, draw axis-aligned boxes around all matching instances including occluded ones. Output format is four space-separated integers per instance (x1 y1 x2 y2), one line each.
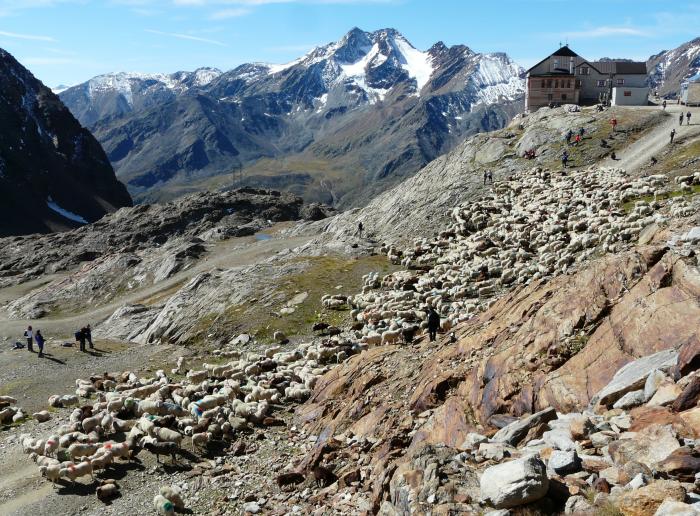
479 455 549 508
0 48 131 236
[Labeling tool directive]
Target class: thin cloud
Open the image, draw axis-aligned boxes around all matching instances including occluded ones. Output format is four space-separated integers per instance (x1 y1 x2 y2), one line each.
562 26 649 39
145 28 227 46
209 7 250 19
0 29 56 41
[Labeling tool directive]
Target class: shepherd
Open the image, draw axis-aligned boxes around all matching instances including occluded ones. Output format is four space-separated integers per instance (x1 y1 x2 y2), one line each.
427 307 440 343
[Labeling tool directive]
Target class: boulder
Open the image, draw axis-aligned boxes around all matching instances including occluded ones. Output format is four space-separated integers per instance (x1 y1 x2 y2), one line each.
542 429 576 451
644 369 667 401
678 407 700 438
671 376 700 413
654 447 700 482
548 450 581 475
673 339 700 378
479 455 549 509
564 495 594 514
653 500 700 516
608 424 680 468
616 480 686 516
491 407 557 446
614 390 646 409
569 414 593 440
591 349 678 408
648 382 682 407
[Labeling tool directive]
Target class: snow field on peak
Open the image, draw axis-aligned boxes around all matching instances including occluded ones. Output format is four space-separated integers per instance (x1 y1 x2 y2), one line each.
392 36 434 91
47 197 88 224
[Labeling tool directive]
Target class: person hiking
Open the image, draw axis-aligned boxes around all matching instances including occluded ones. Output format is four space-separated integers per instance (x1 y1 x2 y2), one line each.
650 156 658 166
85 324 94 349
427 307 440 343
578 127 585 138
487 171 494 184
561 150 569 168
610 118 618 132
687 111 692 125
75 327 86 352
574 134 581 146
679 113 684 126
662 100 667 110
670 128 676 144
483 170 488 185
357 222 363 238
24 326 34 353
35 330 45 358
565 129 573 143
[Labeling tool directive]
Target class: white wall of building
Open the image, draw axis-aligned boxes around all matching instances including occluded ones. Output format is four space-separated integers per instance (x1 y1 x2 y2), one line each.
612 86 648 106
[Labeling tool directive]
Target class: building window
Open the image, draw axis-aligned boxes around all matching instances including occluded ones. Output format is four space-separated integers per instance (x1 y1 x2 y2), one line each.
597 80 606 87
575 79 582 88
617 78 625 86
562 94 567 100
555 80 559 88
547 79 552 88
547 94 553 101
624 91 632 97
579 66 589 75
566 80 571 88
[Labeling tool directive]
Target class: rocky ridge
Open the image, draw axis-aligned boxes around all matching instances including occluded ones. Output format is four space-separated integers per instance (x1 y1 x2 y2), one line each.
647 37 700 98
0 48 132 237
0 188 333 319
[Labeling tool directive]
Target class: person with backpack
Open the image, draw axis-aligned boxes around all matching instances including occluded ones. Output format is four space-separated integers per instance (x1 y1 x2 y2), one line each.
427 307 440 342
35 330 45 358
85 324 94 349
75 327 86 352
687 112 692 125
24 326 34 352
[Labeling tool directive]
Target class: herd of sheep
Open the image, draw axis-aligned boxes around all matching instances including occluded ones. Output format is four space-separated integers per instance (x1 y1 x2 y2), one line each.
11 164 700 513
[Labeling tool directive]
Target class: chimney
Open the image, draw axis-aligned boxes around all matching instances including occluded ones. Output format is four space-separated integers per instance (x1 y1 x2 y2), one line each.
569 57 574 74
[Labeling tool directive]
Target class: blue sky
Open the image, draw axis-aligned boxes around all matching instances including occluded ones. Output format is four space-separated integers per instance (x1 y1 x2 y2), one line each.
0 0 698 87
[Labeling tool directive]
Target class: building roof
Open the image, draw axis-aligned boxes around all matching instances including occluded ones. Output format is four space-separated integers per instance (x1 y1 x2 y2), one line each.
592 61 647 74
526 45 646 75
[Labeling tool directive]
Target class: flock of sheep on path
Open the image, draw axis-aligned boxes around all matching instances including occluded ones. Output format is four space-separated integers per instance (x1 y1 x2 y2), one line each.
8 164 700 513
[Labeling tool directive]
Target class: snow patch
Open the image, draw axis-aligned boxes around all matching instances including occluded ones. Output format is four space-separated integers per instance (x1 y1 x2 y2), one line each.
392 37 433 91
47 197 88 224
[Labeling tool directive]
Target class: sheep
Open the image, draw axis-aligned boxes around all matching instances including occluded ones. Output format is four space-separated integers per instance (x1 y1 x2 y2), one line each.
44 436 59 457
143 441 178 464
191 432 210 452
96 481 120 501
89 451 114 471
381 330 401 345
33 411 51 423
39 464 62 485
160 485 185 509
152 426 183 445
60 461 93 483
154 494 176 515
67 443 98 460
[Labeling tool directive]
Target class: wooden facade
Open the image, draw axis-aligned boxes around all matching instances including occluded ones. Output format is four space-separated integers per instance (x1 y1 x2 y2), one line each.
526 75 580 110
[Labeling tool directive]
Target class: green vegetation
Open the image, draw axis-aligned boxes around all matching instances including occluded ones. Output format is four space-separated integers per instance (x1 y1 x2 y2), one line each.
188 254 397 346
622 184 700 212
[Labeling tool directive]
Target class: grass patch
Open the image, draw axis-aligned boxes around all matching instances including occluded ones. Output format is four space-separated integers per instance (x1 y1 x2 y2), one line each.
621 184 700 212
187 254 398 346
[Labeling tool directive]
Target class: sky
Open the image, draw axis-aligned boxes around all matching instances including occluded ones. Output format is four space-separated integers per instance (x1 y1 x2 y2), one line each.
0 0 698 88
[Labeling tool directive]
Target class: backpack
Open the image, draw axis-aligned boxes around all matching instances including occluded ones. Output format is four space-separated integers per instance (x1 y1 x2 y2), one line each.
75 331 82 340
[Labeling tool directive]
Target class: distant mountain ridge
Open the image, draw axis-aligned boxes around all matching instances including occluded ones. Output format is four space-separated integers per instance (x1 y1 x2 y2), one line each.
60 28 525 206
0 48 132 237
647 36 700 97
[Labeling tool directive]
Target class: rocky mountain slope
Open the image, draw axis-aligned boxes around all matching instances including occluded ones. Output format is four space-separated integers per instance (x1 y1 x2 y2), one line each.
647 36 700 97
0 48 132 237
60 28 524 206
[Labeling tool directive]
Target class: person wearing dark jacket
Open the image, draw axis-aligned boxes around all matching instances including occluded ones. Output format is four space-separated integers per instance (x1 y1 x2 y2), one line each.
35 330 45 358
76 327 87 352
427 308 440 342
86 324 94 349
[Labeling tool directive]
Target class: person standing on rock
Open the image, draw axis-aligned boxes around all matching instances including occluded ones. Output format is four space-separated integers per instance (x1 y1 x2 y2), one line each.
670 128 676 144
85 324 94 349
24 326 34 352
35 330 45 358
427 307 440 342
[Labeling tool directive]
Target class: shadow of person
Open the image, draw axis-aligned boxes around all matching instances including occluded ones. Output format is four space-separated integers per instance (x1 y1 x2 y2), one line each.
41 353 66 365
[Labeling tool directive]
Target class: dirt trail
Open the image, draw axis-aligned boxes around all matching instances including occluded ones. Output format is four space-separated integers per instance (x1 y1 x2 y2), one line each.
610 105 700 172
0 229 313 340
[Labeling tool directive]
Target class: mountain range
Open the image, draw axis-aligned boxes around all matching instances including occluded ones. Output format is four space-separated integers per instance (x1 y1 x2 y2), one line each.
647 37 700 97
59 28 525 206
0 49 131 237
